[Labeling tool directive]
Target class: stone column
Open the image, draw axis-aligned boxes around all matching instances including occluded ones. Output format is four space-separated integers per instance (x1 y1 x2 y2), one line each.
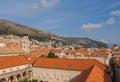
14 76 18 82
5 77 8 82
20 73 24 80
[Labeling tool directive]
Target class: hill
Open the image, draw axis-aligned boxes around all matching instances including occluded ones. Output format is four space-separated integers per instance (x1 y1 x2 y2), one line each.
0 19 108 48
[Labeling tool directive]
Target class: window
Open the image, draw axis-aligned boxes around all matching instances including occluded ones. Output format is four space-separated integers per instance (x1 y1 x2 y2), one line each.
3 70 6 73
17 67 19 69
10 69 12 71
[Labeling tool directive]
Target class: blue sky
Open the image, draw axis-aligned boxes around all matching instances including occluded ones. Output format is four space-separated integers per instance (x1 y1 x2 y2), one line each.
0 0 120 44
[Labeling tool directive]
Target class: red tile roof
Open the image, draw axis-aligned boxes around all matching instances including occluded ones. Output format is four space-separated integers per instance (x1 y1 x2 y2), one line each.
28 57 38 64
33 58 107 71
51 49 63 53
0 56 28 69
70 51 77 55
72 65 112 82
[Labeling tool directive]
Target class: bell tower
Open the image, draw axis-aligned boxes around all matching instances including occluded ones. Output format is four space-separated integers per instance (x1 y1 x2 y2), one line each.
21 35 30 53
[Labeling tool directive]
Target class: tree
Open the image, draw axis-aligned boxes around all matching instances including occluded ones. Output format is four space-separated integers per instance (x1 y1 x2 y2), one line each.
31 79 37 82
48 51 58 58
19 79 28 82
19 79 37 82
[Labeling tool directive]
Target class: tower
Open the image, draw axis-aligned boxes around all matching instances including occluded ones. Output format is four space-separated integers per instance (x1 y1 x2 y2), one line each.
21 36 30 53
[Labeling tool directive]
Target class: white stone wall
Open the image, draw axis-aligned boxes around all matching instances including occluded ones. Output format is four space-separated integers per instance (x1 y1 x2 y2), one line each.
0 53 20 56
67 56 107 65
0 64 29 75
0 43 6 47
105 53 112 65
21 36 30 53
32 67 81 82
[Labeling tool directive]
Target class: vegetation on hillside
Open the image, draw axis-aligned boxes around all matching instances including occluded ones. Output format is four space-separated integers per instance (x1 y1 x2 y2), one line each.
0 19 108 48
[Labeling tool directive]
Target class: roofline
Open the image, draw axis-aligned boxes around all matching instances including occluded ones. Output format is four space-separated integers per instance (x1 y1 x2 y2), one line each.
0 63 29 70
33 66 84 71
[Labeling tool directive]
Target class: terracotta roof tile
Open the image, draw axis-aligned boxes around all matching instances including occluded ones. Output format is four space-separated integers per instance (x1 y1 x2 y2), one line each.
0 56 28 69
28 57 38 64
70 51 77 55
51 49 63 53
33 58 107 71
72 65 112 82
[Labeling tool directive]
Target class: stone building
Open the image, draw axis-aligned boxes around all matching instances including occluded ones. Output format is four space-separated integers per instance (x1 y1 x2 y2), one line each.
111 55 120 82
32 58 108 82
72 65 112 82
0 54 112 82
0 47 25 56
0 56 32 82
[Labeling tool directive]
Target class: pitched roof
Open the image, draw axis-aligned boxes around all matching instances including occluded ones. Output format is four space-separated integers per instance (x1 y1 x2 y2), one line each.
72 65 112 82
33 58 107 71
0 56 28 69
28 57 38 65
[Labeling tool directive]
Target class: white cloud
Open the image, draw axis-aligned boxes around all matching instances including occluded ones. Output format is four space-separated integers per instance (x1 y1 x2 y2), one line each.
101 39 108 44
80 23 103 31
80 17 115 31
106 17 115 24
111 10 120 16
40 0 59 8
32 3 39 11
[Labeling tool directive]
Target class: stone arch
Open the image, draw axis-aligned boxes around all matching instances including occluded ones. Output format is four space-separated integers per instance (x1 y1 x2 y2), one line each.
52 74 56 80
22 71 27 79
46 73 49 79
8 76 14 82
0 78 7 82
40 80 43 82
16 74 21 81
28 70 32 79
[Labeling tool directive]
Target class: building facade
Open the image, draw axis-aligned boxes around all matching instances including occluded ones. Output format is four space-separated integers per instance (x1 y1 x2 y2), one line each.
0 56 33 82
0 56 111 82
